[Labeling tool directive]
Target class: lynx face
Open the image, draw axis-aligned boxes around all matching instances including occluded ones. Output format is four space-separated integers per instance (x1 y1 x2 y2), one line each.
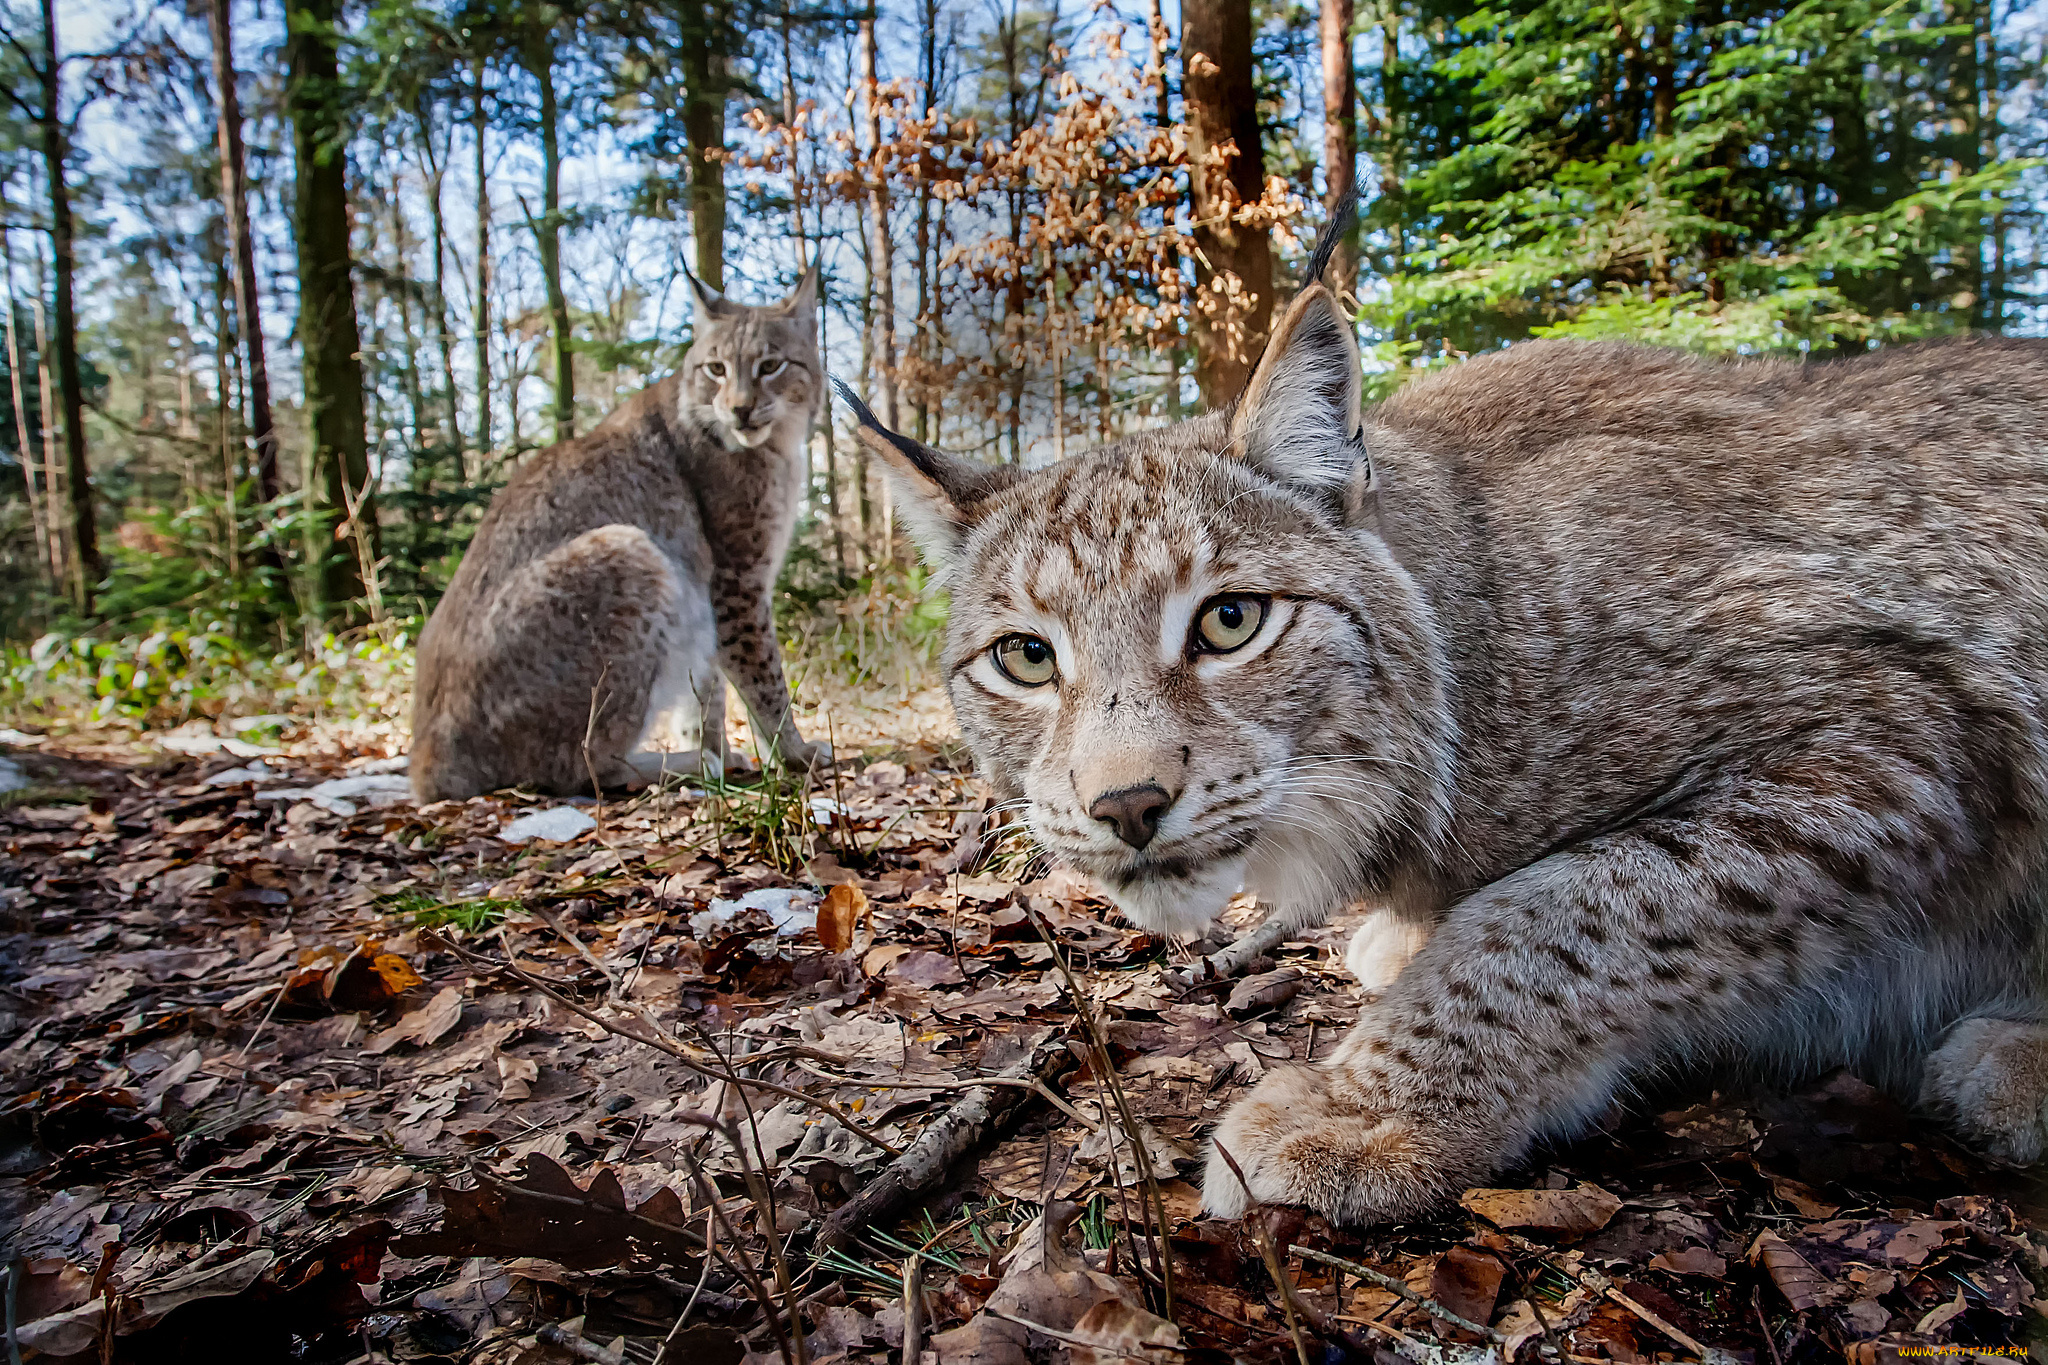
845 282 1457 938
683 270 821 449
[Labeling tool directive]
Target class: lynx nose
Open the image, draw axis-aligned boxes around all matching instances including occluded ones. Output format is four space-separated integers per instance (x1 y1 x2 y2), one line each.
1089 784 1173 851
732 402 756 427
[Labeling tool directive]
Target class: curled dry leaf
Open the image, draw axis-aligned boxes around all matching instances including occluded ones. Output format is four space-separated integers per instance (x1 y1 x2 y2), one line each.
819 882 870 953
1223 966 1302 1019
1459 1182 1623 1235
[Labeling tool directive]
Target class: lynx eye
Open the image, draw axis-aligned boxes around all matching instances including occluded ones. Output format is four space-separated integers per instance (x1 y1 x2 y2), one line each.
991 634 1057 687
758 358 787 377
1193 595 1268 654
704 361 727 379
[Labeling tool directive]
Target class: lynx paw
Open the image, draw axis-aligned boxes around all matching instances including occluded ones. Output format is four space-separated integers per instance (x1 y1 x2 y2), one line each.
1344 909 1431 992
1201 1065 1485 1225
1921 1017 2048 1164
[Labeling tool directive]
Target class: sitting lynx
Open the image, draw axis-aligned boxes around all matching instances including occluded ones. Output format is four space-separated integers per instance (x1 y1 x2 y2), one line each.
412 270 828 802
843 219 2048 1224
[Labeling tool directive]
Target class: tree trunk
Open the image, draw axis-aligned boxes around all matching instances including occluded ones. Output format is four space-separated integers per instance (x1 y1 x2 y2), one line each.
472 58 492 473
287 0 373 616
859 20 897 558
528 40 574 442
860 19 899 436
29 247 68 597
38 0 100 606
208 0 279 506
1319 0 1358 301
913 0 937 443
1181 0 1272 410
2 225 51 590
416 101 463 465
682 2 727 289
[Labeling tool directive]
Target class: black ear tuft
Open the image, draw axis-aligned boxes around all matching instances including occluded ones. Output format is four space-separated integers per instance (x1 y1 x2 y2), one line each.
1306 186 1359 288
833 377 953 488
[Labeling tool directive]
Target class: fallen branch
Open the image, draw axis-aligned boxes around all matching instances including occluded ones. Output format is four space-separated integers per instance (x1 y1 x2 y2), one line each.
1173 910 1294 986
813 1024 1079 1251
537 1321 625 1364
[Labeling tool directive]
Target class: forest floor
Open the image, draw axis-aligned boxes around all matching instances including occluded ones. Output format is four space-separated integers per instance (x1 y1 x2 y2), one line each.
0 711 2043 1365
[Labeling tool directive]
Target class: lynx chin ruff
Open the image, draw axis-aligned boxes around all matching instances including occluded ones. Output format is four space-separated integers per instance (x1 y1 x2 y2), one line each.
842 225 2048 1225
412 270 828 802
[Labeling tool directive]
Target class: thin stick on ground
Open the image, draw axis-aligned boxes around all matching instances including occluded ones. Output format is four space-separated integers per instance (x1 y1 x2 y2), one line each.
981 1308 1187 1358
1287 1245 1506 1342
652 1208 719 1365
687 1026 810 1365
1027 904 1177 1324
1500 1232 1707 1356
1210 1144 1312 1365
669 1113 800 1365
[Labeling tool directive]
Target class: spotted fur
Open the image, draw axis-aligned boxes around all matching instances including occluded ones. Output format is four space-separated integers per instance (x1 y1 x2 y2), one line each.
852 269 2048 1222
411 271 828 802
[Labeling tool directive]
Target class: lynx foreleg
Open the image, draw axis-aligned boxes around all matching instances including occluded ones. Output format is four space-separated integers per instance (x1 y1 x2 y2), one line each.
714 578 828 771
1203 748 1964 1224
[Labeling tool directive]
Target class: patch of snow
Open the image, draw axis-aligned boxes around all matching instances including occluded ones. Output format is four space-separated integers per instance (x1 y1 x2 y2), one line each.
256 773 414 817
499 806 598 844
0 728 44 746
693 887 819 938
202 759 284 788
346 755 411 775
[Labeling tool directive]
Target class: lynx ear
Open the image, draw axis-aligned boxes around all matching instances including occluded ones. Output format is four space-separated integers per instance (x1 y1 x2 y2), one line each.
685 267 738 321
833 380 1019 569
781 265 820 321
1227 282 1368 504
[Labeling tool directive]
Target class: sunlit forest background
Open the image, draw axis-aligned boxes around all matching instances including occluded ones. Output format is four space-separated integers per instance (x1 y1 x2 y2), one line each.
2 0 2045 736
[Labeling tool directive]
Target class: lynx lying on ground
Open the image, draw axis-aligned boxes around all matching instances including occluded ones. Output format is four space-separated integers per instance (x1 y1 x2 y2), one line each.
844 234 2048 1224
412 271 828 803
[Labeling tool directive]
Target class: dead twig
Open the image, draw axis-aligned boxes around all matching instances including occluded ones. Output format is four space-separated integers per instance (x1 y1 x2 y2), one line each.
668 1116 799 1365
1026 904 1177 1325
1288 1245 1506 1342
789 1057 1101 1130
1211 1145 1312 1365
652 1208 719 1365
1501 1232 1706 1356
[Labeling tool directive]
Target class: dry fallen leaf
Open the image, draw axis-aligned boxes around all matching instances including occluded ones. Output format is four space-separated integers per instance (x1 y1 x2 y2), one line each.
1647 1245 1728 1278
1430 1243 1507 1328
1459 1183 1623 1235
1064 1299 1182 1365
364 987 464 1055
931 1201 1138 1365
1750 1230 1834 1311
